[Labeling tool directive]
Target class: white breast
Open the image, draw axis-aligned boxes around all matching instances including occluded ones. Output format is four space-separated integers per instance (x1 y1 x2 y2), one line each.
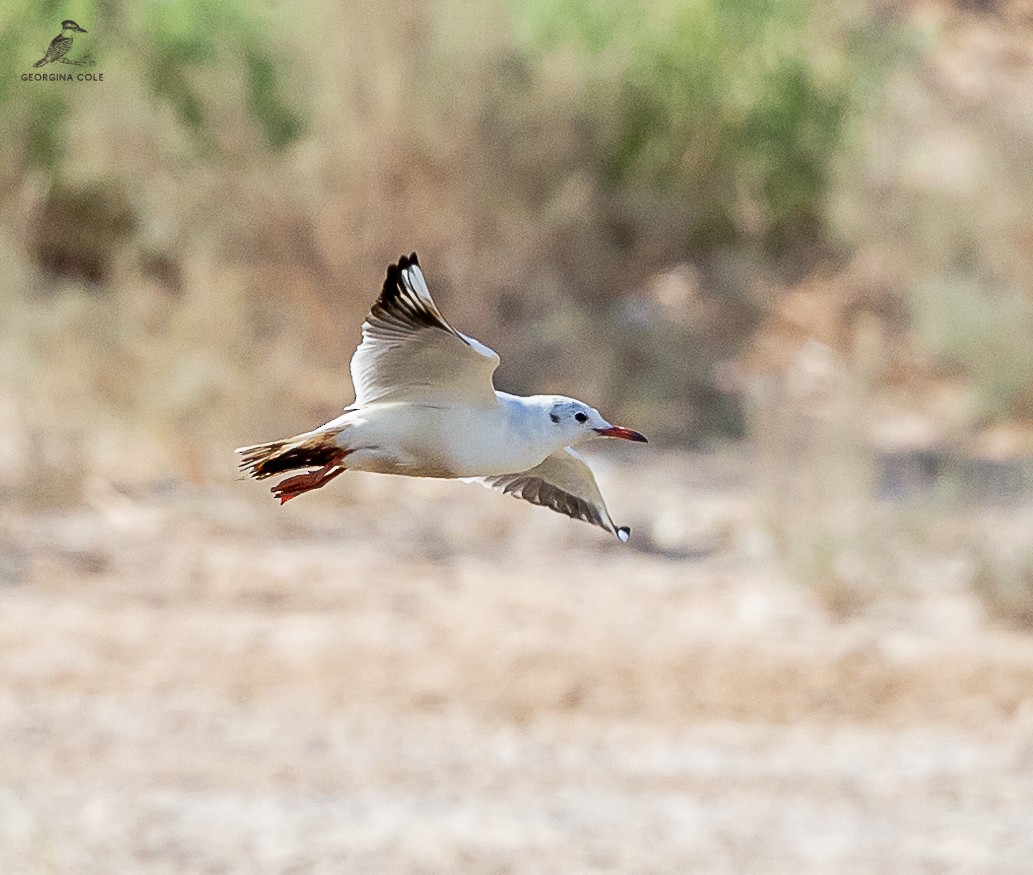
336 398 556 478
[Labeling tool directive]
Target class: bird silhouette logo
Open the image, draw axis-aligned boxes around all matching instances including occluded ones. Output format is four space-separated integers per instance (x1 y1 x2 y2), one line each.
32 19 95 68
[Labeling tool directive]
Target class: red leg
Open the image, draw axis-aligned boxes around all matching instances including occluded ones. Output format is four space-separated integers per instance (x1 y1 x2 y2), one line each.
272 462 345 504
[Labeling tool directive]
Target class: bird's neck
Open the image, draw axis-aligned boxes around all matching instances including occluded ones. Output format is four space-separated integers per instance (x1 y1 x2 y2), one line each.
496 392 569 456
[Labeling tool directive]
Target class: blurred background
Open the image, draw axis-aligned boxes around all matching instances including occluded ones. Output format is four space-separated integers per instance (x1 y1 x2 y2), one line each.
4 0 1033 871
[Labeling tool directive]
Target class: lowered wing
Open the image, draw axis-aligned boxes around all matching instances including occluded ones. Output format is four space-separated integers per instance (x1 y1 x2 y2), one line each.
466 447 631 542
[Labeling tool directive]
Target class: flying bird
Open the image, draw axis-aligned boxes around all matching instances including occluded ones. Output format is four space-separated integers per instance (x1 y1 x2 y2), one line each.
237 253 647 540
33 20 87 67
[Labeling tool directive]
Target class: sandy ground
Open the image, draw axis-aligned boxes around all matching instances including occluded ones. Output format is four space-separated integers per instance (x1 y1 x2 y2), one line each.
2 449 1033 874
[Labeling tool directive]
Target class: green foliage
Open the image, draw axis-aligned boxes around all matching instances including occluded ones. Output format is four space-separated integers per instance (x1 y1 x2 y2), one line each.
244 48 304 151
511 0 859 251
135 0 303 147
0 0 304 174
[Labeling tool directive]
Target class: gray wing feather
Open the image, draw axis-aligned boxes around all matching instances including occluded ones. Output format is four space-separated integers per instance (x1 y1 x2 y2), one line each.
467 447 630 542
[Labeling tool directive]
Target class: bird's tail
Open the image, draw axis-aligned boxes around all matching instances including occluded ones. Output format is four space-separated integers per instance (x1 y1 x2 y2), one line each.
32 57 48 67
236 428 349 503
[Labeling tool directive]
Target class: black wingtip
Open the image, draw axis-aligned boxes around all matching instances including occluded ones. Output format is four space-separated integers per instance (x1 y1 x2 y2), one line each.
391 252 420 273
616 526 631 543
372 251 447 334
381 262 400 296
381 253 421 298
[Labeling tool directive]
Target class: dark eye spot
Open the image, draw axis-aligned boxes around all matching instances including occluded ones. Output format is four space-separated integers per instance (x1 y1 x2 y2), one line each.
550 413 560 423
574 412 588 423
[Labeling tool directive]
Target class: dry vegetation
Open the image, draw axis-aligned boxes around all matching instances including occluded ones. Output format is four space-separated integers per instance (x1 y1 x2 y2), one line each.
4 457 1033 873
3 0 1033 871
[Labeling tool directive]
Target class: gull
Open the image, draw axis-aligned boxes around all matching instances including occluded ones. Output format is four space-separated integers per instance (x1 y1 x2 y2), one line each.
236 253 647 541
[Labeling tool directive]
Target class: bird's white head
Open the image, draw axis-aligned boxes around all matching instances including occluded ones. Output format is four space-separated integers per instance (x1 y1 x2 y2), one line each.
542 396 648 446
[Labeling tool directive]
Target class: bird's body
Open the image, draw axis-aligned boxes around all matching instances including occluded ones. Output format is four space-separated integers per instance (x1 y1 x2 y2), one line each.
306 392 589 479
33 20 87 67
237 253 647 540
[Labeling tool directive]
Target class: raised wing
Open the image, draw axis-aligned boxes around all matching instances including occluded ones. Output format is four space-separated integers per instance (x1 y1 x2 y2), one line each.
466 447 631 542
349 253 500 407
